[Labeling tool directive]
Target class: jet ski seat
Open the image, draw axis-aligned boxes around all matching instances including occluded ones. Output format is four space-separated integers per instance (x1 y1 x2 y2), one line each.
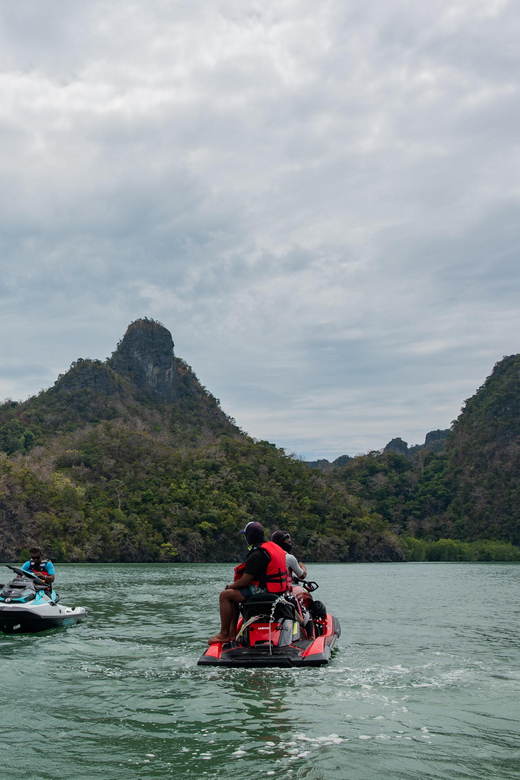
241 592 295 622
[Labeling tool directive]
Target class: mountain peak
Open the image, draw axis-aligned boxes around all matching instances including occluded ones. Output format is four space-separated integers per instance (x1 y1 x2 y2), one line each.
108 318 180 401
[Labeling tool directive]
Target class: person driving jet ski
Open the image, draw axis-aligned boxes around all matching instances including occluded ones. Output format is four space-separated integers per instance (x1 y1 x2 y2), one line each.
270 530 307 582
21 546 55 587
208 522 289 645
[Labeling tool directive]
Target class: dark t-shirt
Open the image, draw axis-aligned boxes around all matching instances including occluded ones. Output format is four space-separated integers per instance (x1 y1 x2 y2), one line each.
244 547 269 582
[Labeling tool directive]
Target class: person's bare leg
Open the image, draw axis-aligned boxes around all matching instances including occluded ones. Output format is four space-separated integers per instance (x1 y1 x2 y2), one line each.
228 601 239 641
209 590 245 644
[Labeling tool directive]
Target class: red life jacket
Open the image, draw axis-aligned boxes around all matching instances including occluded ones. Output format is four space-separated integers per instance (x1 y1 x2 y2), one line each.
259 541 290 593
234 542 289 593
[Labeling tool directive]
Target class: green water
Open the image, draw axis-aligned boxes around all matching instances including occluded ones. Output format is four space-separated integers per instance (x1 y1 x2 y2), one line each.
1 562 518 780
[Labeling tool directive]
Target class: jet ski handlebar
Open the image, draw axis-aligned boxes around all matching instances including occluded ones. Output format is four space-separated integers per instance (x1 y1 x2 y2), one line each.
6 565 46 587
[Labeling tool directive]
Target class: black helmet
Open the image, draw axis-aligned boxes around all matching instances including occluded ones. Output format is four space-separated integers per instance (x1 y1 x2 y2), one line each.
239 522 265 546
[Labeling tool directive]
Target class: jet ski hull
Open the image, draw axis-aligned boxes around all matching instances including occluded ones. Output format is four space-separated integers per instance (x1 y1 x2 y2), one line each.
198 614 340 668
0 604 87 634
0 567 87 635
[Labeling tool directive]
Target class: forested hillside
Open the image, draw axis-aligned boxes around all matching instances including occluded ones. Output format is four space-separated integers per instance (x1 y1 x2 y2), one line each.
2 321 519 563
0 319 402 563
324 354 520 558
441 354 520 544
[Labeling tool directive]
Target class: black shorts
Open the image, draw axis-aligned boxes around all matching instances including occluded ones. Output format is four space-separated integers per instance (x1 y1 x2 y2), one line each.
239 584 267 599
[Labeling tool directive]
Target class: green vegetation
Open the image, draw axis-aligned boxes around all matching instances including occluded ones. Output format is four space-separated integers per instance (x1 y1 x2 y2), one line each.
0 319 403 563
333 450 453 538
1 321 520 563
441 354 520 545
401 537 520 562
0 429 401 563
325 353 520 556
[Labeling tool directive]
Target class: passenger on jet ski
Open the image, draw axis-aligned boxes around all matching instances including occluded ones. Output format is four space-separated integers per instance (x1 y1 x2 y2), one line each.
270 530 327 626
208 522 290 645
270 530 307 581
21 547 55 588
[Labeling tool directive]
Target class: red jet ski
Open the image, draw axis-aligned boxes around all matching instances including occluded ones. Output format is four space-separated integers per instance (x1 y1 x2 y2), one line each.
197 580 341 668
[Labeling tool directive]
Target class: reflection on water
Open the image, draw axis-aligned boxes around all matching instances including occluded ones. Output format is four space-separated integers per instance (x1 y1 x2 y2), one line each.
1 562 519 780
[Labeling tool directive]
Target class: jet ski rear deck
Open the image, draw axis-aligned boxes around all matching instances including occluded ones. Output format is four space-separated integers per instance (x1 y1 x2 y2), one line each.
198 588 341 668
199 615 341 667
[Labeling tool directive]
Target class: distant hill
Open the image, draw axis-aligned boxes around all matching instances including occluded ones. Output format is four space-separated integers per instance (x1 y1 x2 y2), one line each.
0 319 403 563
3 321 519 563
383 429 450 458
325 356 520 551
307 430 449 473
306 454 351 472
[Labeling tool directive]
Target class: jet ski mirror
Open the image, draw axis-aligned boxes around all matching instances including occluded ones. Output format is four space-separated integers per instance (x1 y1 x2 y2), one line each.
302 580 319 592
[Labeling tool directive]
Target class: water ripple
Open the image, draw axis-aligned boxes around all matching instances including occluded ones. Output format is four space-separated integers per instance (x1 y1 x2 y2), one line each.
1 561 519 780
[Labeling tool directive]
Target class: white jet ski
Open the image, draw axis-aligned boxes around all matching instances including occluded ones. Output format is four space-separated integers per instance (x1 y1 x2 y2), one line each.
0 565 87 634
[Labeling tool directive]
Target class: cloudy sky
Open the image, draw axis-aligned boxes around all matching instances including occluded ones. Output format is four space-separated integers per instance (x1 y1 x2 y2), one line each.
0 0 518 460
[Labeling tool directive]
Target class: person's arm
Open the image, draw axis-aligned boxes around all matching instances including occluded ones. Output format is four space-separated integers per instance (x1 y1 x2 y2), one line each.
286 553 307 579
225 573 254 590
39 562 55 584
226 548 267 589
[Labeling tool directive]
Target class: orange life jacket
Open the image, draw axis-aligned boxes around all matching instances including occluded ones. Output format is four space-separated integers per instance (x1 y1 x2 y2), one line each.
234 541 289 593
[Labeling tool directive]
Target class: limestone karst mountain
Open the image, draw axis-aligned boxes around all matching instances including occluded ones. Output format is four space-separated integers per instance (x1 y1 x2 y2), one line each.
108 318 180 401
0 319 403 562
2 321 518 562
0 318 237 454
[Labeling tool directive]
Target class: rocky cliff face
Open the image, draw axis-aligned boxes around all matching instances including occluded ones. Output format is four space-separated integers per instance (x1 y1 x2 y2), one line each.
384 437 410 456
108 318 180 401
424 429 450 449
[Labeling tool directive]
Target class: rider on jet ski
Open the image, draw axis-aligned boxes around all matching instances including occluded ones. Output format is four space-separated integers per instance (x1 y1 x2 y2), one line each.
270 531 307 582
21 547 55 587
270 530 326 630
208 522 289 645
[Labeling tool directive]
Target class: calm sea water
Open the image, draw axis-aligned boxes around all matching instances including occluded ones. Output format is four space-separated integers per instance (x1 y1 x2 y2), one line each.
1 562 518 780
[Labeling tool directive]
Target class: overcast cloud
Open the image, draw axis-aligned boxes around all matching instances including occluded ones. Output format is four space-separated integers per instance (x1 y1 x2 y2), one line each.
0 0 519 459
